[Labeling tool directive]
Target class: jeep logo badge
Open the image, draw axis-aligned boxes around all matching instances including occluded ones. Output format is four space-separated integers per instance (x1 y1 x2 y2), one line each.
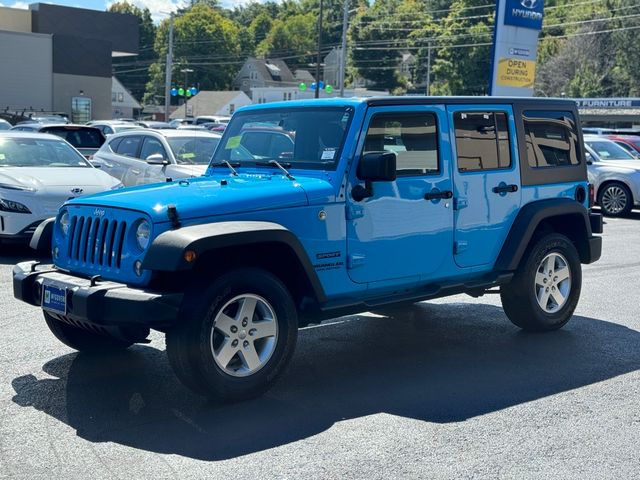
93 208 105 217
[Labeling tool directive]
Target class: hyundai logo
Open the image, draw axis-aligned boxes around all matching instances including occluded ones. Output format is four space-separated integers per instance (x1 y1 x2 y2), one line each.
70 188 83 195
520 0 538 9
93 208 105 217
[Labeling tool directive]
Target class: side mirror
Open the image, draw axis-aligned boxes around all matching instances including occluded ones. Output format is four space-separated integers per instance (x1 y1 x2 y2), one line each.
585 152 594 165
146 153 169 165
352 151 396 201
357 151 397 181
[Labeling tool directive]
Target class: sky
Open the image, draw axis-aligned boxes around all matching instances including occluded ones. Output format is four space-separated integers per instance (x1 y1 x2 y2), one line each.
0 0 271 21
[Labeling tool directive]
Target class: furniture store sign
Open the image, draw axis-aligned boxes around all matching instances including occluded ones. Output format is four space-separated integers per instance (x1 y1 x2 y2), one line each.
490 0 546 96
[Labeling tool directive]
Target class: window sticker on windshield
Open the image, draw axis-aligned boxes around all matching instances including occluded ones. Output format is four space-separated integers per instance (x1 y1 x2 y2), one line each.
321 148 336 160
180 152 195 159
225 136 241 149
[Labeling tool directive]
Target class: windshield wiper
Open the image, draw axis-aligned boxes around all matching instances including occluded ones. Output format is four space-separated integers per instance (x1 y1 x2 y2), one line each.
255 160 295 180
210 160 239 176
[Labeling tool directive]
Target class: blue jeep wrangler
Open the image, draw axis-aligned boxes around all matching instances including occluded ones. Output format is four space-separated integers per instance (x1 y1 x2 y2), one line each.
14 97 603 401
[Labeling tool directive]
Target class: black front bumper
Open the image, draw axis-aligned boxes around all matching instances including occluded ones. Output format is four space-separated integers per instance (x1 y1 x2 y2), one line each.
13 261 183 329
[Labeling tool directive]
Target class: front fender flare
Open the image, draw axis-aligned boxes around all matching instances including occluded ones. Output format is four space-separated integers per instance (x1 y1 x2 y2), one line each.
142 221 326 302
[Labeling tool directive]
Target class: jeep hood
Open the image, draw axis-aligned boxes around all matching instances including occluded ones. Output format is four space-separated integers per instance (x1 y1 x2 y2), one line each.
66 173 335 223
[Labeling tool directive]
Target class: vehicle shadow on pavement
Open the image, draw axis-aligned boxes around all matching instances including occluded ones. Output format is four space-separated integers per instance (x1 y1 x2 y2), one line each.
10 302 640 461
0 244 49 265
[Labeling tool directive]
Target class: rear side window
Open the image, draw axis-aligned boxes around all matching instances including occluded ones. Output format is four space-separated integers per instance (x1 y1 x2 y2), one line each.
523 110 580 168
115 135 142 158
454 111 511 171
42 127 104 148
364 112 439 176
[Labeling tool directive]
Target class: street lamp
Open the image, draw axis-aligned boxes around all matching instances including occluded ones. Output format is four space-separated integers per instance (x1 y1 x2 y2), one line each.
181 68 194 117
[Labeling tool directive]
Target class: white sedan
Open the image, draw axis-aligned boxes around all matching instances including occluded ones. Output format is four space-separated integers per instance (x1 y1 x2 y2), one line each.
0 132 122 243
91 129 221 186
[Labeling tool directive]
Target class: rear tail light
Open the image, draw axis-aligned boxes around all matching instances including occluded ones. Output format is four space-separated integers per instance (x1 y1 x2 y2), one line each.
588 183 595 208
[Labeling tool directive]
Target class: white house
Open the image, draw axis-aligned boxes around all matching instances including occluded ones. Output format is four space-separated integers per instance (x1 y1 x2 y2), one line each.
112 76 141 119
169 90 252 119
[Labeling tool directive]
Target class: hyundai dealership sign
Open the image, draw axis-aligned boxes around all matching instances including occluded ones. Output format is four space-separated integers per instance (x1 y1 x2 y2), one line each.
504 0 544 30
490 0 545 96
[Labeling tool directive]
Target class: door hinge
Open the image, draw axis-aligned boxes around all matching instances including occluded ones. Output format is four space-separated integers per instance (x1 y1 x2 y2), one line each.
454 197 468 210
454 241 468 254
346 204 365 220
347 253 366 269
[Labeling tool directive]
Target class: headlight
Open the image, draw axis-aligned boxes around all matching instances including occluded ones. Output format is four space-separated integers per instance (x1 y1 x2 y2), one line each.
135 219 151 250
59 211 70 236
0 198 31 213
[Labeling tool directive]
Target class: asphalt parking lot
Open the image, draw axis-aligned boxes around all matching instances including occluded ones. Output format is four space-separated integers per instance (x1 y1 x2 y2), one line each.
0 211 638 479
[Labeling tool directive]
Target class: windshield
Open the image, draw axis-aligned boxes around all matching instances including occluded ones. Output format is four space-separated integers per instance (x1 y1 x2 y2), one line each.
0 137 90 167
586 140 637 161
167 136 221 165
211 107 353 170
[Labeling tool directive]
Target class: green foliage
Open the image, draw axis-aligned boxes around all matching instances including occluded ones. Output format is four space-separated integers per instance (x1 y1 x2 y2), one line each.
136 0 640 107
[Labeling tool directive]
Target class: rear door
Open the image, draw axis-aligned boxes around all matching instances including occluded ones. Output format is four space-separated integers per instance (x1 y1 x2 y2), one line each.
447 106 521 268
105 134 144 184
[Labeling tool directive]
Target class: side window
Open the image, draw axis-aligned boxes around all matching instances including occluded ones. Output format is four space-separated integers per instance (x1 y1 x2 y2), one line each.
523 110 580 168
115 135 142 158
139 137 168 160
108 137 123 152
454 111 511 171
363 112 439 176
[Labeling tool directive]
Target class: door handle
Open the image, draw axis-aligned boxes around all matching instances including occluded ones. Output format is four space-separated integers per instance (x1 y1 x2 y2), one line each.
130 169 141 175
492 184 518 194
424 190 453 200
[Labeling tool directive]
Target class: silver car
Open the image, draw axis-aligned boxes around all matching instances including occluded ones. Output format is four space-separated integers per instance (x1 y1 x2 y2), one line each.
92 129 222 186
584 134 640 216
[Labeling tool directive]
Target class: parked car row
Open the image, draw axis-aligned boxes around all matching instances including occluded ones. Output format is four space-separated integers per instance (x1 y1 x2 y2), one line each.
0 132 121 242
583 132 640 216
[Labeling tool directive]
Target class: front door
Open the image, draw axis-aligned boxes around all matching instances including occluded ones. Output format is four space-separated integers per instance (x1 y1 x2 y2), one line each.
447 106 522 268
346 106 455 284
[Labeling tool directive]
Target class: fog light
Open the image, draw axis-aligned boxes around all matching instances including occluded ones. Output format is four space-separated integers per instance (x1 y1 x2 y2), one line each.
52 246 59 260
133 260 143 277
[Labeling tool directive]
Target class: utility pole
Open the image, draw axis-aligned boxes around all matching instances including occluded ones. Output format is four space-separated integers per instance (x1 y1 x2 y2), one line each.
426 41 432 96
315 0 323 99
339 0 349 97
163 13 174 121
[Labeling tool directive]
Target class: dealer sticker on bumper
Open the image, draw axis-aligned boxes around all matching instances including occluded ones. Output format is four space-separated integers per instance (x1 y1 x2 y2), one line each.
42 284 67 315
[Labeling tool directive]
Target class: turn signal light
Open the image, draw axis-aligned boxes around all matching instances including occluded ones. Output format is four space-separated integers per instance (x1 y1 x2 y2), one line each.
184 250 197 263
588 183 595 208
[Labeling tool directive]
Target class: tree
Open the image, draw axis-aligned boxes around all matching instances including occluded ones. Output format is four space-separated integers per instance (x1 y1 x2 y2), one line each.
143 3 242 105
108 2 157 101
430 0 494 95
256 13 316 68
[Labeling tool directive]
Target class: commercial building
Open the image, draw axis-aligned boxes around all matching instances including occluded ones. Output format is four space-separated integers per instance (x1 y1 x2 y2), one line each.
0 3 138 122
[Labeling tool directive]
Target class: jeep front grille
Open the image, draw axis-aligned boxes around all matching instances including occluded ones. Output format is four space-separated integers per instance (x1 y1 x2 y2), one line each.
67 215 127 268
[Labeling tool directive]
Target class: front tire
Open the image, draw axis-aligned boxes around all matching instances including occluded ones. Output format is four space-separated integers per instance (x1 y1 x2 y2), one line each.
598 182 632 217
43 312 135 352
166 268 298 401
501 233 582 332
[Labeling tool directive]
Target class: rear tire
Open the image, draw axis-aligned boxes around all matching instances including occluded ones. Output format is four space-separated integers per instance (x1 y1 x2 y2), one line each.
166 268 298 401
43 312 135 352
501 233 582 332
598 182 632 217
